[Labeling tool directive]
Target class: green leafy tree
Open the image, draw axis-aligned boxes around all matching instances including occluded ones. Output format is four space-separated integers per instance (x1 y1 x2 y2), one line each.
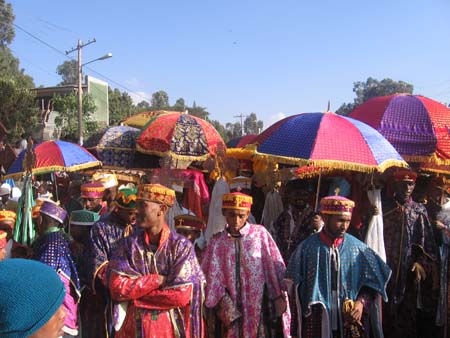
151 90 169 109
135 100 151 112
208 119 228 142
0 0 14 47
244 113 263 134
188 101 209 120
0 78 38 139
56 60 79 86
109 87 134 125
172 98 185 112
52 92 98 140
336 77 414 115
225 122 242 140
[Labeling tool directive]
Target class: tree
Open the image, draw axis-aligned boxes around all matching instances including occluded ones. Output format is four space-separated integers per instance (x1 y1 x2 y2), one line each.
172 98 185 112
188 101 209 119
336 77 414 115
0 78 38 139
151 90 169 109
225 122 242 140
208 119 228 142
56 60 79 86
0 0 14 47
52 92 98 140
109 87 134 125
243 113 263 134
135 100 151 112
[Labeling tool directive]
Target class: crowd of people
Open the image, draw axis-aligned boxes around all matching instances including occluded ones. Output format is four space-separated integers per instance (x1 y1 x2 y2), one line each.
0 167 449 338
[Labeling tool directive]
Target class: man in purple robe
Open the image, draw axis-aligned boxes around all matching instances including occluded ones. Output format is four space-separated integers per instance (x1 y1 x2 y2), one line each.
382 170 438 338
84 187 138 337
107 183 205 338
202 192 291 338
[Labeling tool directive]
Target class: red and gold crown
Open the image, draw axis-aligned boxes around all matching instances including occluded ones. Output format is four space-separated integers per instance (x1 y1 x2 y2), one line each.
320 196 355 216
137 184 175 207
222 192 253 211
81 182 105 199
0 210 17 223
174 214 206 231
392 170 417 182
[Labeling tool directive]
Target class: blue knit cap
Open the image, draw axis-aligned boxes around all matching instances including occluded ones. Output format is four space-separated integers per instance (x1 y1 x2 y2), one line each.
0 259 66 338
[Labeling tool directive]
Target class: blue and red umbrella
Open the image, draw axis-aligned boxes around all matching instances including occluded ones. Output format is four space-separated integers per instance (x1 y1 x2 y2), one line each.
5 140 101 178
254 112 408 173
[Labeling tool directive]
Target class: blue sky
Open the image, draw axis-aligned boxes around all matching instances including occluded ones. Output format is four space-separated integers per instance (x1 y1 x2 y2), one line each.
9 0 450 130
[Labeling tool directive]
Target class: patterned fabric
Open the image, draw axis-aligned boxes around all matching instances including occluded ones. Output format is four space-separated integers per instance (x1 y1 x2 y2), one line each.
382 197 438 337
5 140 101 178
107 226 205 338
202 223 291 338
70 209 100 226
350 94 450 161
254 112 406 171
137 184 175 206
81 182 105 199
271 205 316 264
222 192 253 210
85 126 140 168
32 231 80 290
287 233 391 338
137 112 226 160
32 230 81 334
0 210 16 222
39 201 67 224
320 195 355 215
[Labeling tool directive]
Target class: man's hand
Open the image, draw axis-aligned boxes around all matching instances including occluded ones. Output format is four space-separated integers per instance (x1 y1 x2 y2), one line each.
274 297 287 317
369 204 379 216
157 275 167 287
411 262 427 282
350 300 364 323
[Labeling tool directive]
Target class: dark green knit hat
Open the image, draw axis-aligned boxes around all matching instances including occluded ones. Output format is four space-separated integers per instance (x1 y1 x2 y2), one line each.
0 259 65 338
115 188 138 209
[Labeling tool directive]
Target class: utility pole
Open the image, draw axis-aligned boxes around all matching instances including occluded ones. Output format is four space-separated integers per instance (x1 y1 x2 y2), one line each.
233 113 247 136
66 38 96 145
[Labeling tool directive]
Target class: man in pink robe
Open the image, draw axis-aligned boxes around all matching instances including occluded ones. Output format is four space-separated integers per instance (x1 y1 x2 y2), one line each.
202 192 291 338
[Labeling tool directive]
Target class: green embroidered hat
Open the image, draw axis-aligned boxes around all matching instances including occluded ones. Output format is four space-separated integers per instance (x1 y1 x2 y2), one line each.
70 209 100 226
115 188 138 209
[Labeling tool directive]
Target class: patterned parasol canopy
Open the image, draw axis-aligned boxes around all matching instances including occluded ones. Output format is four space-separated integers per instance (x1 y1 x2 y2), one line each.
350 94 450 165
136 112 226 161
121 110 176 128
254 112 408 173
84 125 140 168
4 140 101 178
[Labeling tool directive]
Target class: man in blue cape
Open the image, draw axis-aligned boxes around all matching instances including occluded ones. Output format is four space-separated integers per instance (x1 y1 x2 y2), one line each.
287 195 391 338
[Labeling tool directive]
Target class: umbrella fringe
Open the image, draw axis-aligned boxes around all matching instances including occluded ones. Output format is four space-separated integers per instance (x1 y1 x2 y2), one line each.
226 148 256 160
403 154 450 166
254 153 409 173
136 144 211 162
92 147 136 151
2 161 102 179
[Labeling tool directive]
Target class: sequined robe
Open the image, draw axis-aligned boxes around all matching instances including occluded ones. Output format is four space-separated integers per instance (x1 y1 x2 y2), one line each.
32 230 81 336
271 205 316 264
382 197 438 338
287 232 391 338
84 212 134 337
108 225 205 338
202 223 291 338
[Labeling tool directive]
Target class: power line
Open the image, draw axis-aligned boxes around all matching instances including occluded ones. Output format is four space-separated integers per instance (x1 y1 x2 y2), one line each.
13 23 151 103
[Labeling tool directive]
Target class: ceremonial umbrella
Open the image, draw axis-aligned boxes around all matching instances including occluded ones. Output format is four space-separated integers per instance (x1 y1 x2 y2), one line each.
4 140 101 179
121 110 175 128
226 134 257 148
349 94 450 166
136 112 226 162
254 112 408 173
84 125 140 168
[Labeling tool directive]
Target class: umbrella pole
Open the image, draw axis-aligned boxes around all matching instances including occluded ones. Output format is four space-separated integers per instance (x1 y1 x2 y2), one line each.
314 167 322 212
52 172 59 202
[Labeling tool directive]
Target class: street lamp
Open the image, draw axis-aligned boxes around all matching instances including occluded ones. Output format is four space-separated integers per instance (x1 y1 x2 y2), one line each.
77 51 112 145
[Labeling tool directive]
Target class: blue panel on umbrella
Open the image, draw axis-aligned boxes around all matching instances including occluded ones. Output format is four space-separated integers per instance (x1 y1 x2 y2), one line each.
258 113 323 158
